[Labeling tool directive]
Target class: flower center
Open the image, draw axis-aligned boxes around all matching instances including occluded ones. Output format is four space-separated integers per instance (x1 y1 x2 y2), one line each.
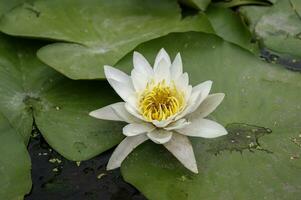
139 80 185 121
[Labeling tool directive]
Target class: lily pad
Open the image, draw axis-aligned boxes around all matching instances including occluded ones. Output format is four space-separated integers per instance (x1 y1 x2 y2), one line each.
0 0 213 80
239 0 301 59
0 113 31 200
116 32 301 199
206 5 258 53
0 34 124 161
0 0 26 16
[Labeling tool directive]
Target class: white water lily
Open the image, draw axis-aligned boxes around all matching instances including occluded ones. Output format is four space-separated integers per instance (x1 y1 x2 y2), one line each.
89 48 227 173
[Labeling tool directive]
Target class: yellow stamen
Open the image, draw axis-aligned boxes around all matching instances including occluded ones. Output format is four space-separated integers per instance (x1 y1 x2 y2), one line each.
139 80 185 121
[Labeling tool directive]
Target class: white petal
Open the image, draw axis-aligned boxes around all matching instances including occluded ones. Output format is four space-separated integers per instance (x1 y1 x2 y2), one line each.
176 80 212 120
175 88 201 120
171 53 183 80
192 80 212 101
133 51 153 75
123 123 155 137
89 102 124 121
104 65 133 88
154 59 170 83
164 133 198 173
189 93 225 119
125 103 146 121
107 134 148 170
177 118 227 138
175 72 189 91
154 48 171 71
147 129 172 144
131 69 149 92
184 85 192 102
111 102 142 123
152 117 173 128
164 119 190 131
107 78 136 106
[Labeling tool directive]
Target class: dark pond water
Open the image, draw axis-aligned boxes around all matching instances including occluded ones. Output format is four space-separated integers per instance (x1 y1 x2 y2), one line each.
24 126 146 200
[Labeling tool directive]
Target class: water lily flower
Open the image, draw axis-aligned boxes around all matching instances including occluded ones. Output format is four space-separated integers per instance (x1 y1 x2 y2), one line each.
90 48 227 173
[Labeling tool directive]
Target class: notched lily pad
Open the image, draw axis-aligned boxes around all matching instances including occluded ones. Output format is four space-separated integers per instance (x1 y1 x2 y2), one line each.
207 123 272 154
0 34 124 162
0 0 213 79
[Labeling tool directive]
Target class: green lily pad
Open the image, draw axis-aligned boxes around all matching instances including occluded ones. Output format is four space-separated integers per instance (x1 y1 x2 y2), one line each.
179 0 211 10
239 0 301 58
116 32 301 199
0 0 26 16
291 0 301 17
0 113 31 200
206 5 258 53
0 0 213 80
0 34 124 161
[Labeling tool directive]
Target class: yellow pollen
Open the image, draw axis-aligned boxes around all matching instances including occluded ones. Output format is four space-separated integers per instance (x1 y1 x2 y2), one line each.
139 80 185 121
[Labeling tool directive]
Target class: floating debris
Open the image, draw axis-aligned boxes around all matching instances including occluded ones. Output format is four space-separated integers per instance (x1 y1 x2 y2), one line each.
249 142 255 148
290 136 301 148
38 152 48 156
31 132 39 138
97 173 106 179
76 161 81 167
49 158 62 164
290 155 299 160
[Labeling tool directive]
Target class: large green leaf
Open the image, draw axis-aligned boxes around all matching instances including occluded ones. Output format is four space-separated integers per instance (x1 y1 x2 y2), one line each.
0 34 124 161
0 113 31 200
239 0 301 58
0 0 213 80
206 5 258 53
0 0 26 16
116 32 301 199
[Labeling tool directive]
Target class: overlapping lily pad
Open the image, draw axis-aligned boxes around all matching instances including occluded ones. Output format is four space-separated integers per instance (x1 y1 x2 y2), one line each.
240 0 301 59
0 0 213 79
0 113 32 200
116 32 301 199
206 5 258 53
0 34 124 161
